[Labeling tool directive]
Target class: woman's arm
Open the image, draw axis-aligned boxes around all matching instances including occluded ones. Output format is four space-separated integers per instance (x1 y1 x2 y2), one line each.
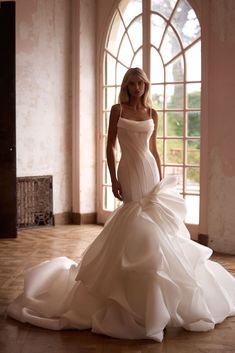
149 109 163 180
106 104 123 200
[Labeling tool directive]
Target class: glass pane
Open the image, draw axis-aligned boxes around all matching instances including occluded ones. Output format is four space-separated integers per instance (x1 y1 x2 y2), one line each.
114 198 123 209
103 135 107 159
185 41 201 81
115 143 121 162
128 16 142 51
185 195 199 224
104 186 115 211
171 0 200 48
116 86 121 104
118 33 134 67
186 167 200 194
119 0 142 27
106 11 125 56
166 139 183 164
104 53 116 85
103 161 111 185
103 111 110 134
160 25 181 63
103 0 201 214
116 63 128 85
187 83 201 109
166 55 184 82
187 112 200 137
151 0 178 19
166 112 183 136
131 48 143 68
157 138 163 160
152 84 164 110
186 139 200 165
164 166 183 192
151 14 167 48
103 87 116 109
166 84 184 109
157 111 163 136
151 47 164 83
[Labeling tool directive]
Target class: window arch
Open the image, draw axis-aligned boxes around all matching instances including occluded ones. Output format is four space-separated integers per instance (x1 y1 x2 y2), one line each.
99 0 201 228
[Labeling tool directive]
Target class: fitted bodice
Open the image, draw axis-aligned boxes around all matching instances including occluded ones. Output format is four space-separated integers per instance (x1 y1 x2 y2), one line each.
117 117 160 202
118 117 154 150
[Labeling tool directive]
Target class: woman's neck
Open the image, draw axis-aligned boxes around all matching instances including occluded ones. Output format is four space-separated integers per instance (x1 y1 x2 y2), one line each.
127 97 144 110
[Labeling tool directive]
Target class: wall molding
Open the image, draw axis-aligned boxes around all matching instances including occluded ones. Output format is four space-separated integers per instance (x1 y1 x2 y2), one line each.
54 212 72 225
198 233 209 246
54 212 97 225
72 212 97 225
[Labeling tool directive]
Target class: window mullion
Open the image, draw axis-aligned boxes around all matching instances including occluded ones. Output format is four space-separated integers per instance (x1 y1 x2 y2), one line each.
142 0 151 76
101 0 201 229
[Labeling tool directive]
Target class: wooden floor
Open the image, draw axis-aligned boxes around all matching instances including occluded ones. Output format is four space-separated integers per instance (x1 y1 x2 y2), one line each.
0 225 235 353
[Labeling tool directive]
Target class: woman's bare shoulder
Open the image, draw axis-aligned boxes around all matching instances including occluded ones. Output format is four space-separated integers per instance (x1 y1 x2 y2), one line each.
111 104 121 115
109 104 121 126
151 108 158 122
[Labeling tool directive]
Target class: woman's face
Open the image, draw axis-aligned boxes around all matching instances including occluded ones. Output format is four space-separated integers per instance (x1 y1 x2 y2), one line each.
126 75 145 98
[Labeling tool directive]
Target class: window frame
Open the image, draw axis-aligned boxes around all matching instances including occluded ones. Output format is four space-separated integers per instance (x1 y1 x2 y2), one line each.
97 0 205 239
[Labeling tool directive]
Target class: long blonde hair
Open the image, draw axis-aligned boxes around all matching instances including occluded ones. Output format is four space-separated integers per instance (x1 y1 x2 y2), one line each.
118 67 152 108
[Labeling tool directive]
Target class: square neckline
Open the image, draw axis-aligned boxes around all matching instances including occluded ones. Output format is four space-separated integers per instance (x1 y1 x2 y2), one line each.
119 104 153 122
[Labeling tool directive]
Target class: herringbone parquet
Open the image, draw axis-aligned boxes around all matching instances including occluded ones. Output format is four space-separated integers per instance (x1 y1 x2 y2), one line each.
0 225 234 353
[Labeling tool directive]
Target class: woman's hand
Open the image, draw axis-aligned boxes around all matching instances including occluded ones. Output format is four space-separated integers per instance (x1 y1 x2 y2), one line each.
112 180 123 201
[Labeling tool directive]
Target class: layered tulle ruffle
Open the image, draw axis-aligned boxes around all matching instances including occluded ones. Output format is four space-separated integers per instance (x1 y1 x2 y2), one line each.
8 177 235 342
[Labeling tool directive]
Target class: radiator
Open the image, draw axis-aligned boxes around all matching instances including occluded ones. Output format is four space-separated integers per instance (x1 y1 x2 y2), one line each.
17 175 53 228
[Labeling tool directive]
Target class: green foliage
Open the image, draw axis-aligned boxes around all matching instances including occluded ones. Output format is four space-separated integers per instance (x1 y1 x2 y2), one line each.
188 112 200 137
154 90 201 184
188 91 201 109
167 85 184 109
187 140 200 166
188 168 200 183
167 113 183 136
152 93 163 110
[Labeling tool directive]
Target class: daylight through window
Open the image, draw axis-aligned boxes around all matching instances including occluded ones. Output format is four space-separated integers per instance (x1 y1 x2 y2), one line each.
101 0 201 225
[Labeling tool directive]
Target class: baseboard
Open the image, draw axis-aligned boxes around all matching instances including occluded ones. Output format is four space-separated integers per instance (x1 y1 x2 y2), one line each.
54 212 72 225
54 212 97 225
72 212 97 225
198 233 209 246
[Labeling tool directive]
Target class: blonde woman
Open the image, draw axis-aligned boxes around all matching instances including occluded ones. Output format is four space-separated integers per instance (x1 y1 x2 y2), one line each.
8 68 235 342
107 67 162 202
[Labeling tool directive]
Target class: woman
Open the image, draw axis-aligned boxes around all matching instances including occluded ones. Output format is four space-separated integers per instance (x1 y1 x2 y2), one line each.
8 68 235 342
106 67 162 202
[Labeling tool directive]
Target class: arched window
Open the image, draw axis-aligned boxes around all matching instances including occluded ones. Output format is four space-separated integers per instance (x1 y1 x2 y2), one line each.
99 0 201 231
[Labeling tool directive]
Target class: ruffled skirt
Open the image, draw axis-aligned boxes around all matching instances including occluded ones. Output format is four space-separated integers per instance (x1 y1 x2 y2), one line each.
7 177 235 342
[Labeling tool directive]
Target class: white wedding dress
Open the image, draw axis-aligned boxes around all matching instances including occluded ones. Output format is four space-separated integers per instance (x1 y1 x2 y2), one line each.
8 116 235 342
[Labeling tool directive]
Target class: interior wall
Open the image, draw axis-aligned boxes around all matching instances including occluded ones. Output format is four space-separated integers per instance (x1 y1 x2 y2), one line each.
16 0 72 216
207 0 235 253
72 0 96 222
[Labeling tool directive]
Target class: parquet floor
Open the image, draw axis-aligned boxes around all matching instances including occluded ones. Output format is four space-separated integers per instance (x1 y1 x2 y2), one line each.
0 225 235 353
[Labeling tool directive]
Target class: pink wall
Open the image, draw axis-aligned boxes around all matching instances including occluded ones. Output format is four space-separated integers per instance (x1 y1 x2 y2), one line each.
16 0 72 216
72 0 96 217
207 0 235 253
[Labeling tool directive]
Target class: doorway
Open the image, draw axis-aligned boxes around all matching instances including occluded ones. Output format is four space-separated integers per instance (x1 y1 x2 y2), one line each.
0 1 16 238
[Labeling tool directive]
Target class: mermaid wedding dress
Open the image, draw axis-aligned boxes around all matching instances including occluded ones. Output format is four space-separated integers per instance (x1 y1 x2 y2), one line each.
8 116 235 342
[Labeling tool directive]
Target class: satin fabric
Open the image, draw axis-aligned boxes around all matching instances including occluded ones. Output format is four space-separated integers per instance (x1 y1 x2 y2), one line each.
8 117 235 342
